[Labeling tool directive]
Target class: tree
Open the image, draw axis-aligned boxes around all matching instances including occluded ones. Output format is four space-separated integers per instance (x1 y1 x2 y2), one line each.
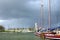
29 28 33 31
0 25 5 32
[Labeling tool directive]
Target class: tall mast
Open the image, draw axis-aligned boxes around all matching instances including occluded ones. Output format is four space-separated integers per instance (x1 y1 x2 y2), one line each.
48 0 51 29
40 0 44 28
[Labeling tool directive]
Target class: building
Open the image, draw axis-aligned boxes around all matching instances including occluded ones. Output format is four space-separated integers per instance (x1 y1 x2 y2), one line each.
7 28 34 32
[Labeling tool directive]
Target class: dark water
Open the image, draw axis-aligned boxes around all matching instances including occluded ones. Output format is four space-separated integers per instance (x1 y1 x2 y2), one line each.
0 32 40 40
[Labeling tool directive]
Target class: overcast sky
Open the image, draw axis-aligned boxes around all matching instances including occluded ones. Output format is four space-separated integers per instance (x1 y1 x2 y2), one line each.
0 0 60 29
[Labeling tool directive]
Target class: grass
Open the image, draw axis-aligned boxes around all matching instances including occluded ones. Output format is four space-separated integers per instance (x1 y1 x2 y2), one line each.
0 32 41 40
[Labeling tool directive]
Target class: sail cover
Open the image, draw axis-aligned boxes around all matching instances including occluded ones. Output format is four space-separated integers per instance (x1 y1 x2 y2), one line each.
48 26 60 31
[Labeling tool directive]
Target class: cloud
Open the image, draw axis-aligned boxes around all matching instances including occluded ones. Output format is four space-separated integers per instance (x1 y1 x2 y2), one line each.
25 0 40 10
0 0 40 20
0 0 59 28
0 18 35 29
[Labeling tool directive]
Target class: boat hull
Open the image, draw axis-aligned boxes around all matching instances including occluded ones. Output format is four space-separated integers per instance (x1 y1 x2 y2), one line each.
35 32 60 39
45 33 60 39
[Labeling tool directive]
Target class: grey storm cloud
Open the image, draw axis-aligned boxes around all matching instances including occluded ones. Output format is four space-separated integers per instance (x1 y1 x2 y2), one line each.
0 0 40 20
0 18 35 29
0 0 60 29
0 0 40 28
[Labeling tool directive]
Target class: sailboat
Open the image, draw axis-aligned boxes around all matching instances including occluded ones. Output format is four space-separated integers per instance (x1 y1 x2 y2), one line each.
35 0 60 40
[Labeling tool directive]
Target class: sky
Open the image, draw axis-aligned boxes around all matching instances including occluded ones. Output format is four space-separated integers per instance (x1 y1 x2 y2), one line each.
0 0 60 29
